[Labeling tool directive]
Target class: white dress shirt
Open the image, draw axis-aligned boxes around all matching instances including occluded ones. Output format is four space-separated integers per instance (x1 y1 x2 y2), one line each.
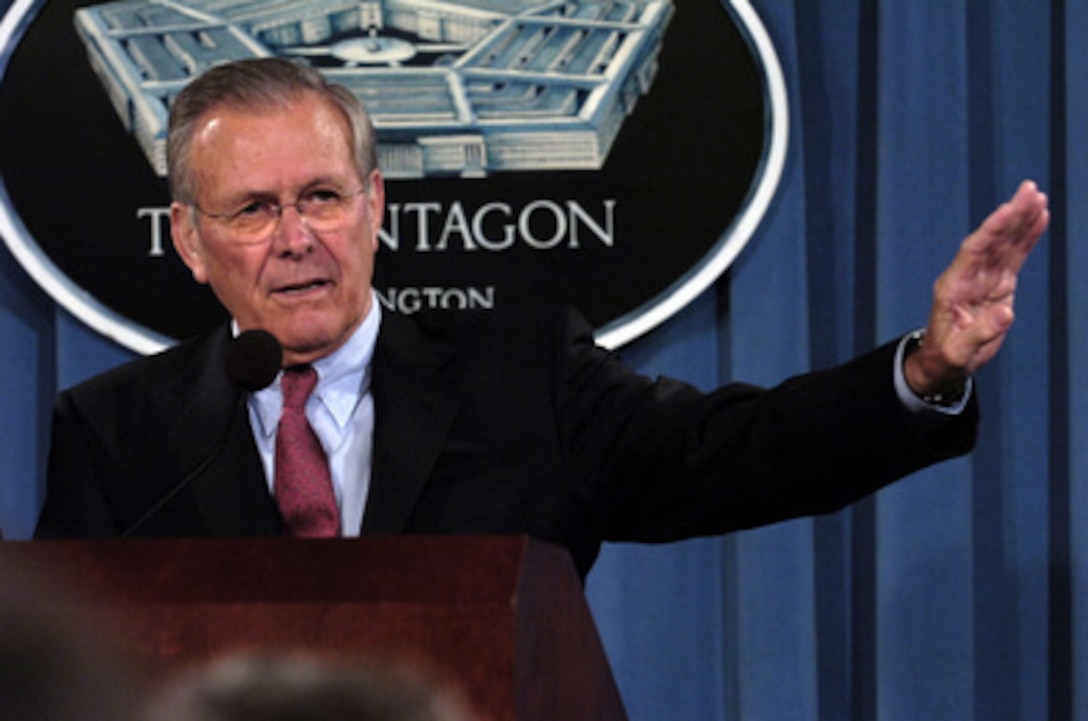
247 297 381 537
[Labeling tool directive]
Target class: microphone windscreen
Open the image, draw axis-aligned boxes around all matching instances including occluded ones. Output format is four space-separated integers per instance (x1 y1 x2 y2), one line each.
225 330 282 391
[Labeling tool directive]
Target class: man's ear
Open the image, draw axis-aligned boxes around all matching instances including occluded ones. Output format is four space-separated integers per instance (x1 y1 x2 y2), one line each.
365 169 385 250
171 202 209 284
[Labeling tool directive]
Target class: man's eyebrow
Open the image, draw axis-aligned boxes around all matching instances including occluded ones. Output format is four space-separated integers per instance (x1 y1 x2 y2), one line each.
209 174 356 206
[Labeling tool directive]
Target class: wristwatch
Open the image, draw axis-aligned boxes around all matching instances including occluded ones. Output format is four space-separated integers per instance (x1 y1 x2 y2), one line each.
904 330 967 407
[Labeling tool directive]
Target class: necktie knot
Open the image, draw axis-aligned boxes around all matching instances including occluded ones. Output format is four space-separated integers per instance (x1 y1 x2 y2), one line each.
281 365 317 410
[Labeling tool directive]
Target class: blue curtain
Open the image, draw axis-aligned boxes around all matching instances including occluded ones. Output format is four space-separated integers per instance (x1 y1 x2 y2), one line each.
585 1 1078 720
1 1 1084 720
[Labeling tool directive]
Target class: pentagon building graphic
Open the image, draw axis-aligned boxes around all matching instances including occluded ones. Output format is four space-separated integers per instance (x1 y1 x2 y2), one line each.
73 0 674 178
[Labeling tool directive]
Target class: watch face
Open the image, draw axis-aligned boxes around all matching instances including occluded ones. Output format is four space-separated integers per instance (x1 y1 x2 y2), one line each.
0 0 787 352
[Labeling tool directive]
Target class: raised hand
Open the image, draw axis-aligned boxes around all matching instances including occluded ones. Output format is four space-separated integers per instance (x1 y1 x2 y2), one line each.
904 180 1050 398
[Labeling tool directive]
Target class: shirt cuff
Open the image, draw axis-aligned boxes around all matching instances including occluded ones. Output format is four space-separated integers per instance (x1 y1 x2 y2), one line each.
893 330 973 416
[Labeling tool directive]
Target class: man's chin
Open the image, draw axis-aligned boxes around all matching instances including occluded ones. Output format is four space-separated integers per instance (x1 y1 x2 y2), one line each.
274 328 340 365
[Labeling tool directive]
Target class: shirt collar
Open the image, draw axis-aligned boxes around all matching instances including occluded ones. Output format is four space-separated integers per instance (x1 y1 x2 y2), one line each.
248 295 382 439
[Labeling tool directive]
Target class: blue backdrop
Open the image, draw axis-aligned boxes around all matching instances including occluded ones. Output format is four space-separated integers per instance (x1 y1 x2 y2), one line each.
1 1 1084 720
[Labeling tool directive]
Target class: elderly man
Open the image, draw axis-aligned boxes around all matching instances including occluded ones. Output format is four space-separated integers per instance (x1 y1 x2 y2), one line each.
35 58 1049 579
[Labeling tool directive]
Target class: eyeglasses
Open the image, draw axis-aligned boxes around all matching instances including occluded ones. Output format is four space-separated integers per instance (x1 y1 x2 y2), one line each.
192 185 368 242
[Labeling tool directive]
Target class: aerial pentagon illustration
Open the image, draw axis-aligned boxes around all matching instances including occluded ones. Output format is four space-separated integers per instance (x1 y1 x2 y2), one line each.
74 0 675 178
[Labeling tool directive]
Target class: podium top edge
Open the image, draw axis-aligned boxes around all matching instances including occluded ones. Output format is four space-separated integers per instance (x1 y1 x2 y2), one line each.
0 535 576 606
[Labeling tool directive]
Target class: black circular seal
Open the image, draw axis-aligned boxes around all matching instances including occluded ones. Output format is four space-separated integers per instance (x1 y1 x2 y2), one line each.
0 0 787 352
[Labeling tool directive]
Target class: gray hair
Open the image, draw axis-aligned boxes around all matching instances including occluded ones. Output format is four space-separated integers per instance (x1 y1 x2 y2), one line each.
167 58 378 204
144 652 478 721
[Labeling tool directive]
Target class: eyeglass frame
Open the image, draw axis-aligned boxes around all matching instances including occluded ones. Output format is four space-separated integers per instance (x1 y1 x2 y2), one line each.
187 182 371 241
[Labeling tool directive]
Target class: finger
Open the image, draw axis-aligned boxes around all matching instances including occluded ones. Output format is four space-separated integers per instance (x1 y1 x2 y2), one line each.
957 298 1015 337
957 181 1048 273
976 180 1048 247
937 303 1014 373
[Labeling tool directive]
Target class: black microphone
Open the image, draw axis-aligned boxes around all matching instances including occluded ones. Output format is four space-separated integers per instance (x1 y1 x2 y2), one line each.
226 329 283 391
120 330 282 537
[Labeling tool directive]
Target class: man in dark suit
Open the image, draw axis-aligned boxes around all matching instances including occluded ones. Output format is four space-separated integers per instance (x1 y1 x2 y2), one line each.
35 58 1049 580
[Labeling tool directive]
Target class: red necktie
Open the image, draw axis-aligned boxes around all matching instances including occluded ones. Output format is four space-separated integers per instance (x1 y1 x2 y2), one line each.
275 366 340 537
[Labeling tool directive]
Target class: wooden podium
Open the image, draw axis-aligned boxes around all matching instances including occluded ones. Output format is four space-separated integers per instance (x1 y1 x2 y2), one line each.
0 536 628 721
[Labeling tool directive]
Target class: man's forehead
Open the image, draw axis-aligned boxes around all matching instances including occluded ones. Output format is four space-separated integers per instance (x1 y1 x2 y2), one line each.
191 97 350 157
187 98 357 198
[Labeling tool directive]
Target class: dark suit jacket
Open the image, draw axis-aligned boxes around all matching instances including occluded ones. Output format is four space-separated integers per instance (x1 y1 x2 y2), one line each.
36 307 977 577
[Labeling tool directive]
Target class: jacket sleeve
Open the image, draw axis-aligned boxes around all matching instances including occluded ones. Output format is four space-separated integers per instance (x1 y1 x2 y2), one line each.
35 390 121 537
552 310 978 543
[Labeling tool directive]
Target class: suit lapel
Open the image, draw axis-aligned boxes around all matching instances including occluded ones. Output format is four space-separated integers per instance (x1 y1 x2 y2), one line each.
166 327 281 534
364 312 461 534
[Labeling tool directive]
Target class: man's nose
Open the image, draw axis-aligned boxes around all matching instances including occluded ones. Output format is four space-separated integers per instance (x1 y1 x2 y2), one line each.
271 204 314 254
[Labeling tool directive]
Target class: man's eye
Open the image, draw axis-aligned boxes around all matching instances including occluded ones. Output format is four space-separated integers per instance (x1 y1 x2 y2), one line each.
306 189 342 206
235 201 272 218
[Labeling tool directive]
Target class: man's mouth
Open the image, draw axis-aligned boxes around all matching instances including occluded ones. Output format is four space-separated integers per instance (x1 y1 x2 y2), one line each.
274 279 330 295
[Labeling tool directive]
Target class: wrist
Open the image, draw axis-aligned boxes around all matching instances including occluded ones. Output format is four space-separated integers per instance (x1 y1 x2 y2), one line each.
903 330 968 406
